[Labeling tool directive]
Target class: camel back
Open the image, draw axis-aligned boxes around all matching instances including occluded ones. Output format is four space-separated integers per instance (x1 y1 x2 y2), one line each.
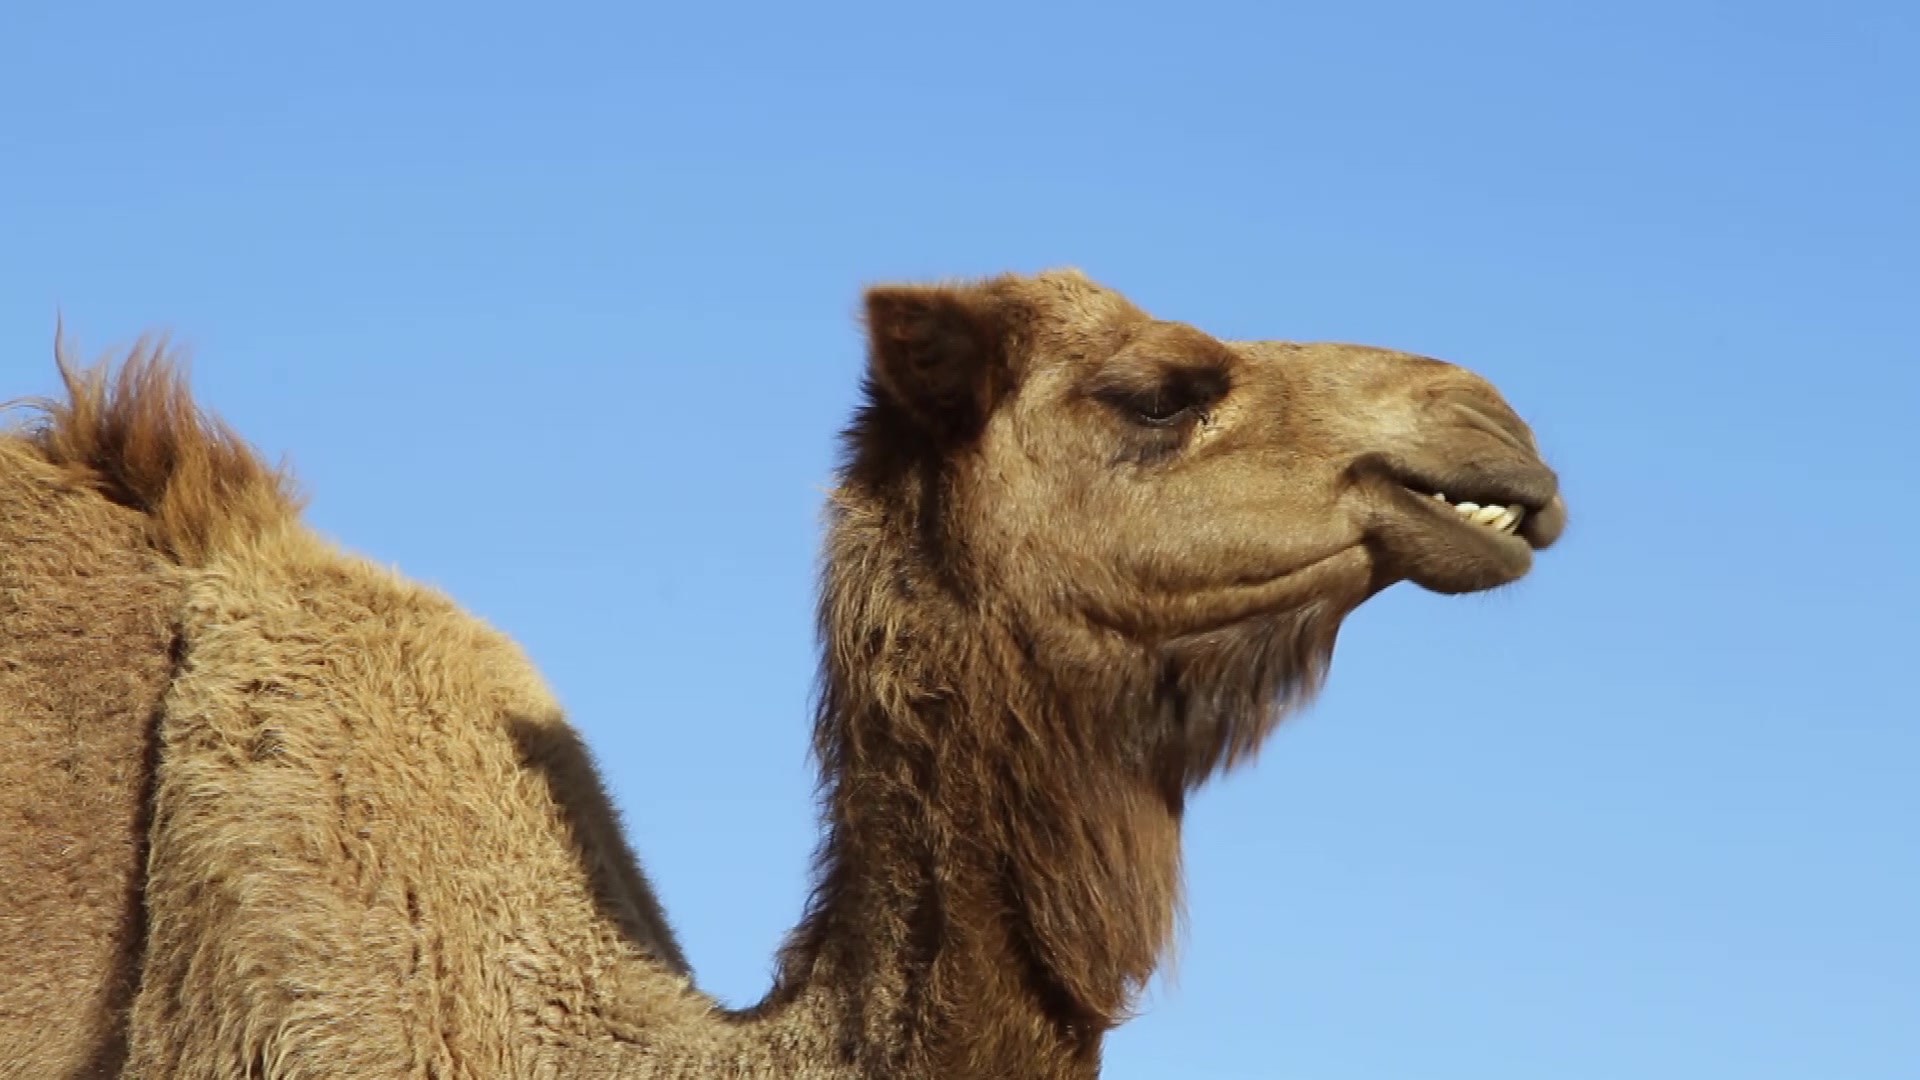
1 350 696 1077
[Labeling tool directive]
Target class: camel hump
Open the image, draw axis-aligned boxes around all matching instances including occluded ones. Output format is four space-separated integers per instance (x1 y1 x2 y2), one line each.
23 336 303 565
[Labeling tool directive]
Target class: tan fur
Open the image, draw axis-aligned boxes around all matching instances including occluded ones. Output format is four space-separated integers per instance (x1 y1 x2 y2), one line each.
0 270 1564 1078
0 430 178 1079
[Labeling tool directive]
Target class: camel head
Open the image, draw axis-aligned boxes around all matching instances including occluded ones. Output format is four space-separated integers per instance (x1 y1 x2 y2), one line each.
839 268 1564 800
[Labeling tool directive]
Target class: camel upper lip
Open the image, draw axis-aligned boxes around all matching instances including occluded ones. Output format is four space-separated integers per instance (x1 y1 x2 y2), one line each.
1398 478 1543 516
1371 460 1557 517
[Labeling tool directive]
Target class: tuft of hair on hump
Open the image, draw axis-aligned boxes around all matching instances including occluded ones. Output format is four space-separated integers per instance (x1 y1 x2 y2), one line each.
18 331 303 565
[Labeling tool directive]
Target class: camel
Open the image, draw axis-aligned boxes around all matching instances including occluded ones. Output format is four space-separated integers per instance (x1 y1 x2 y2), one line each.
0 268 1565 1078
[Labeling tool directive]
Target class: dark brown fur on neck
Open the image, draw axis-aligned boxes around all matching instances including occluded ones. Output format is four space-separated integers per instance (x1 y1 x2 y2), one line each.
765 280 1370 1075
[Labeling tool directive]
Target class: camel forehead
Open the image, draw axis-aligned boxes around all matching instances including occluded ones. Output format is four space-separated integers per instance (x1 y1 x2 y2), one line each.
1006 275 1441 391
1224 339 1421 362
1222 339 1449 385
1008 268 1149 331
1006 276 1440 372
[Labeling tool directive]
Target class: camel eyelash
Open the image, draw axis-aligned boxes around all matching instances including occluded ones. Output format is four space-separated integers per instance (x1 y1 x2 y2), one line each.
1090 366 1231 429
1098 388 1200 427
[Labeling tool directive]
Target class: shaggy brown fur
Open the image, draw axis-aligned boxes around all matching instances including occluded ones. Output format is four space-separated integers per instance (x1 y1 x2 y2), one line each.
0 270 1563 1078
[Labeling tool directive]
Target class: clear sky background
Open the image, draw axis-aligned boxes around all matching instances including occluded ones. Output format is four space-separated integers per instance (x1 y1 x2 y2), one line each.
3 2 1914 1077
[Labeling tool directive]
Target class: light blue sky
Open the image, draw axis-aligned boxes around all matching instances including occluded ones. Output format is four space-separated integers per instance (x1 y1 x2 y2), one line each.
4 2 1913 1077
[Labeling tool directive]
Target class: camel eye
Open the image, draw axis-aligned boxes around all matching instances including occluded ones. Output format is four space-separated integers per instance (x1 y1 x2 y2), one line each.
1131 392 1197 427
1093 367 1227 430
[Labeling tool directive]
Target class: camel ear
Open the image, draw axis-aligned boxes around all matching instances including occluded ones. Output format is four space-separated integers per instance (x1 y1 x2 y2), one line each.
862 284 1014 443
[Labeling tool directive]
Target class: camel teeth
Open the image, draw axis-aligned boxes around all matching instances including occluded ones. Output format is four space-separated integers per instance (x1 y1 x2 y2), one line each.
1427 491 1526 537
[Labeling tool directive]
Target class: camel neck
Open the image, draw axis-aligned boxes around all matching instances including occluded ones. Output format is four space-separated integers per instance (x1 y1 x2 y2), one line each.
750 547 1183 1078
